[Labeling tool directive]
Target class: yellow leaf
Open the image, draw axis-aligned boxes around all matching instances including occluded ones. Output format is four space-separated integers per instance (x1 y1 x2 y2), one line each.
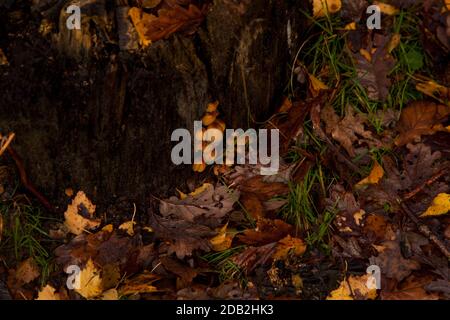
327 274 377 300
76 259 103 299
360 48 372 62
308 74 329 97
420 193 450 217
387 33 401 53
210 223 234 251
273 235 306 260
101 224 114 232
119 221 136 236
101 289 119 300
415 79 449 100
356 161 384 187
312 0 342 18
373 1 399 15
64 191 100 235
36 285 62 300
128 7 154 47
344 22 356 30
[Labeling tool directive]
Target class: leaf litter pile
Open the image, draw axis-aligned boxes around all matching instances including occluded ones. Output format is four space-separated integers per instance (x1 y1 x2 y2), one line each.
1 0 450 300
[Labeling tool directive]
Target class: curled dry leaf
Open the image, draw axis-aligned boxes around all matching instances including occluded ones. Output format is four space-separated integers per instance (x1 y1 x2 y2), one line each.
209 223 234 252
356 160 384 187
231 242 277 274
327 274 377 300
395 101 450 146
237 218 294 246
64 191 100 235
119 271 159 296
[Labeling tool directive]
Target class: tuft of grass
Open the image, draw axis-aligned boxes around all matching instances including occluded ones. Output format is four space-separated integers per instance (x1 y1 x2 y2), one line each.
201 245 247 285
0 197 55 285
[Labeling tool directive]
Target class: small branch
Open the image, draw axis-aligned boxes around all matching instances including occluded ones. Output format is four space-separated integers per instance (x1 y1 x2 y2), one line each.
401 202 450 259
403 167 448 200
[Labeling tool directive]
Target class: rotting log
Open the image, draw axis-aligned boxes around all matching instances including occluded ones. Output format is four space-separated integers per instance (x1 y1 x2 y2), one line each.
0 0 306 208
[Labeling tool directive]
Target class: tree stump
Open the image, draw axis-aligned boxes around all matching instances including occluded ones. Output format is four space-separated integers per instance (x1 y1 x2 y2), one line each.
0 0 305 207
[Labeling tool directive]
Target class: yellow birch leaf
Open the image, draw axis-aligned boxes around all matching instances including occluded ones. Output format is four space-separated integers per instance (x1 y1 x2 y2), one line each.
420 193 450 217
312 0 342 18
64 191 100 235
356 161 384 187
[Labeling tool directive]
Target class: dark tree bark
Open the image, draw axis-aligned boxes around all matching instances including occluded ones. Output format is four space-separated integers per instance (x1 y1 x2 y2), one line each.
0 0 305 208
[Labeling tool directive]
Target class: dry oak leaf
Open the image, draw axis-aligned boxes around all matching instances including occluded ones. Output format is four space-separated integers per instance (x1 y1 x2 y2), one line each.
36 285 62 300
321 105 381 157
369 239 421 282
420 193 450 217
143 3 206 42
159 184 239 224
273 235 307 260
64 191 100 235
395 101 450 146
327 274 377 300
313 0 342 18
351 34 396 101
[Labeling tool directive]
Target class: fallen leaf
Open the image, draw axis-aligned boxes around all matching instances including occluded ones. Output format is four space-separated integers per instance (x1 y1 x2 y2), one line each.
128 7 156 47
119 221 136 236
373 1 400 15
327 274 377 300
273 235 307 260
237 218 294 246
369 239 421 282
308 74 329 97
209 223 234 252
232 243 277 274
351 34 396 101
381 275 440 300
119 271 159 296
356 160 384 187
321 105 381 157
13 258 40 285
36 285 62 300
101 288 119 300
64 191 100 235
395 101 450 146
75 259 103 299
313 0 342 18
420 193 450 217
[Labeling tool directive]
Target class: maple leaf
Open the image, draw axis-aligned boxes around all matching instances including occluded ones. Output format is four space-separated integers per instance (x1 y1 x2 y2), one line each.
395 101 450 146
351 34 396 101
75 259 104 299
321 105 382 157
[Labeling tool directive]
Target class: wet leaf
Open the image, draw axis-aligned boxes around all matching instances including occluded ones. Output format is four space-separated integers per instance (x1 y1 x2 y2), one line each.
356 160 384 187
273 235 306 260
313 0 342 18
237 218 294 246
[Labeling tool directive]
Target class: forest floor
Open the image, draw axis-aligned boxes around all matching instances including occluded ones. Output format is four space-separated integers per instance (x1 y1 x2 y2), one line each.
0 0 450 300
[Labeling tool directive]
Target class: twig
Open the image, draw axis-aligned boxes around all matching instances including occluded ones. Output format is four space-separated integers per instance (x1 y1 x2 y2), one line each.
0 133 15 157
7 147 55 213
401 202 450 259
403 167 448 200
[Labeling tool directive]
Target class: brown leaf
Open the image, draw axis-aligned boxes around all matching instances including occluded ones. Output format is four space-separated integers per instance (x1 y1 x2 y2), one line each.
321 105 382 157
144 4 206 42
160 256 197 283
237 218 294 246
395 101 450 146
351 34 396 101
369 239 421 282
149 214 215 259
381 275 440 300
231 243 277 274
